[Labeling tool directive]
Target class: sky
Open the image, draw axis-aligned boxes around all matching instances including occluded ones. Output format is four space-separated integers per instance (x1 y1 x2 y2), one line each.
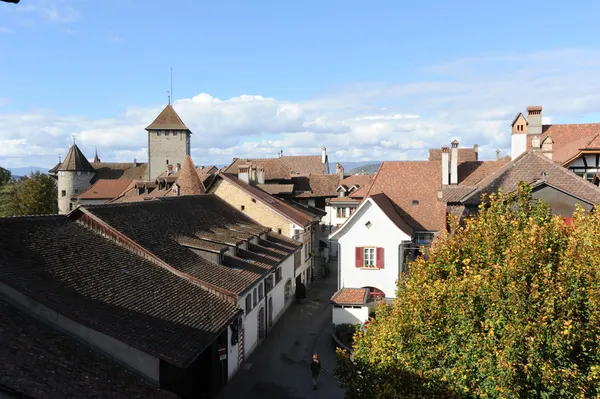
2 0 600 169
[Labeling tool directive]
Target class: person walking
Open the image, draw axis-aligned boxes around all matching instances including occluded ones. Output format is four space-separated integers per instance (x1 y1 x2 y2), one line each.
310 353 322 390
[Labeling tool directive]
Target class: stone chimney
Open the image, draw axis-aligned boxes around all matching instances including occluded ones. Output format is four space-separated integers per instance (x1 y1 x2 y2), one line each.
527 106 543 135
541 136 553 160
335 163 344 180
441 146 450 185
257 165 265 184
238 164 250 184
450 140 459 185
321 147 327 164
473 144 479 161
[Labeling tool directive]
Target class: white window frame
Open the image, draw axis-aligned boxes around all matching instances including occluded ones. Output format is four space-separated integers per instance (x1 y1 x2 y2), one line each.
363 247 376 267
336 207 345 218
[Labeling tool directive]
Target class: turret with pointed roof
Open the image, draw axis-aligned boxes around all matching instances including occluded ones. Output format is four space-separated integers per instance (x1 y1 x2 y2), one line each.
146 104 192 181
93 147 101 163
175 156 206 196
56 143 96 215
57 144 95 172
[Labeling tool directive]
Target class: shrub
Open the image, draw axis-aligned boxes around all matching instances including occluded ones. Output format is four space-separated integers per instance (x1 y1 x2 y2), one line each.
334 323 360 349
336 185 600 398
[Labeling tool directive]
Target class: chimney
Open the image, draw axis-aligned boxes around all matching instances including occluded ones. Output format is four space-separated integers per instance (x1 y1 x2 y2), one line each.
441 146 450 185
321 147 327 164
450 140 459 185
496 149 500 161
531 136 541 151
473 144 479 161
335 163 344 180
257 165 265 184
133 158 137 165
167 164 174 174
541 136 553 160
527 106 543 135
238 165 250 184
176 162 181 172
250 165 257 182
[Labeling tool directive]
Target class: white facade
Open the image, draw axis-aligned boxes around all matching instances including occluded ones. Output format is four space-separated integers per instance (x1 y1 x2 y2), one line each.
330 199 412 299
511 132 527 160
332 305 370 325
58 171 95 214
290 223 314 285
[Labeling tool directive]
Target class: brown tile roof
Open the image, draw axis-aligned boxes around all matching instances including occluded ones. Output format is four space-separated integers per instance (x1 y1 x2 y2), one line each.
280 155 326 176
366 161 447 231
458 158 511 186
294 174 339 198
428 147 478 163
524 123 600 164
339 174 373 189
328 196 361 204
257 184 295 195
217 173 315 227
92 162 148 180
48 161 62 174
75 179 134 200
176 156 206 195
331 288 369 305
349 183 371 199
145 104 190 131
224 158 292 180
57 144 95 172
0 297 176 399
461 152 600 205
369 193 414 235
0 215 241 367
441 185 477 203
81 195 297 295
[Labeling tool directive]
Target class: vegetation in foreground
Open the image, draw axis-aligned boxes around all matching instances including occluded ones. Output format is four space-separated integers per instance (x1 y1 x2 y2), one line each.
336 185 600 398
0 167 58 217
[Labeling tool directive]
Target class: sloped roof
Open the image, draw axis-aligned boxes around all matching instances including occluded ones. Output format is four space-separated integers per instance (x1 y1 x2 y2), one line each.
280 155 326 176
176 156 206 195
294 174 339 198
57 144 95 172
428 147 478 163
224 158 292 180
369 193 414 235
0 297 176 399
75 179 134 200
458 158 511 186
257 184 295 195
145 104 190 131
0 215 240 367
91 162 148 180
524 123 600 164
331 288 369 305
339 174 373 189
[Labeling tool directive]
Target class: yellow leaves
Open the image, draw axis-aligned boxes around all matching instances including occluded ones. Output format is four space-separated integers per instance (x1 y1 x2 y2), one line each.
462 258 471 266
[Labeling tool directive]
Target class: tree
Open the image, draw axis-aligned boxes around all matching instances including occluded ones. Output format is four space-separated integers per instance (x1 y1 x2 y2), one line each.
0 166 11 186
11 172 58 216
336 184 600 398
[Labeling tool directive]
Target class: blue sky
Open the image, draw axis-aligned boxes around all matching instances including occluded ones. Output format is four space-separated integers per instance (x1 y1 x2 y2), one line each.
2 0 600 168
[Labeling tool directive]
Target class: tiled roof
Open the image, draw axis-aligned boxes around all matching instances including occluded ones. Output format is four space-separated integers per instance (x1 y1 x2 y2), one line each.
524 123 600 164
92 162 148 180
328 196 361 204
257 184 295 195
224 158 292 180
369 193 414 235
81 195 297 295
75 179 134 200
217 173 315 227
280 155 326 176
458 158 511 186
366 161 447 231
339 174 373 189
0 296 176 399
48 161 62 174
349 184 371 199
176 156 206 195
0 215 240 367
57 144 95 172
441 185 477 203
293 174 339 198
428 147 478 163
145 104 190 131
461 152 600 205
331 288 369 305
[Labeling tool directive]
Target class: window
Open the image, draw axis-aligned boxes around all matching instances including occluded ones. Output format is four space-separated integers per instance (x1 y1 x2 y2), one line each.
414 232 434 245
349 207 356 215
241 205 245 211
245 294 252 313
363 248 376 267
336 207 345 218
294 251 301 267
365 221 372 228
259 283 264 300
265 274 274 292
253 288 258 306
284 279 292 301
74 189 79 194
275 267 282 283
277 228 282 234
61 190 66 197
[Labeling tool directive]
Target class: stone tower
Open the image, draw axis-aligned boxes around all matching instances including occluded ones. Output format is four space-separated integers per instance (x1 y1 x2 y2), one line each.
146 104 191 180
57 144 95 214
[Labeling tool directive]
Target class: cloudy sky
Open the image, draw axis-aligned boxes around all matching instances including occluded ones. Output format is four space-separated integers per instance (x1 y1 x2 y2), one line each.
2 0 600 169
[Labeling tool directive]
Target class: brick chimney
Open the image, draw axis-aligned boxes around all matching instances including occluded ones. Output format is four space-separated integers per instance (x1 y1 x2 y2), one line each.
527 106 543 135
441 146 450 185
450 140 459 185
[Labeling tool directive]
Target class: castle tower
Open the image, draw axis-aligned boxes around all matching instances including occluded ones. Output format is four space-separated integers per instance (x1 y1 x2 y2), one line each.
145 104 191 180
57 144 95 214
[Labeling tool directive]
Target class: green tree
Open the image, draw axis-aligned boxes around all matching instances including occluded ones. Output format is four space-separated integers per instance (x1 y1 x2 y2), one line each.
0 166 11 186
9 172 58 216
336 184 600 399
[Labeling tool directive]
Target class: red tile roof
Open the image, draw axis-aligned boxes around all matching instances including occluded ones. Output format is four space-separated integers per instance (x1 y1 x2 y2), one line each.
145 104 190 131
224 155 326 180
331 288 369 305
294 174 339 198
428 147 478 163
525 123 600 164
176 156 206 195
280 155 326 176
75 179 134 200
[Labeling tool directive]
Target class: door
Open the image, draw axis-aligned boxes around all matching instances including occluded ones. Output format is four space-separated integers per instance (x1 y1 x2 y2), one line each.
258 307 266 339
268 297 273 329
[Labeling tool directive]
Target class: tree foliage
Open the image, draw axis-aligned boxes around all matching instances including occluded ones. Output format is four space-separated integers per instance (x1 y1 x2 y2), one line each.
0 166 11 186
0 172 57 216
336 185 600 398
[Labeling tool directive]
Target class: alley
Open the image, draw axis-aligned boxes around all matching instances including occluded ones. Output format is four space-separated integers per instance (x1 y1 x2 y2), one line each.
222 259 344 399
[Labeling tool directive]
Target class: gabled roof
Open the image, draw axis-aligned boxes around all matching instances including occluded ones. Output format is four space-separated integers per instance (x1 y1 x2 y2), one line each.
57 144 95 172
257 184 295 195
224 154 326 180
176 156 206 195
145 104 190 131
91 162 148 180
510 112 528 127
340 174 373 189
0 297 176 399
525 123 600 164
280 155 326 176
294 174 339 198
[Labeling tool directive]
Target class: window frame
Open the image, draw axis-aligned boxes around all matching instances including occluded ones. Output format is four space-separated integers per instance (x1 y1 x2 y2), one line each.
253 288 258 306
336 207 345 218
258 282 264 300
363 247 376 267
245 294 252 313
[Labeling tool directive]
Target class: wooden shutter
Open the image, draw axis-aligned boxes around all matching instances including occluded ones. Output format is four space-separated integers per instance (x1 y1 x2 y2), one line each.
376 247 385 269
355 247 363 268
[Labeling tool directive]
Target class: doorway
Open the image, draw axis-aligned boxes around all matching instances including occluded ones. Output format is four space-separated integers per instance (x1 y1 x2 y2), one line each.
258 307 266 339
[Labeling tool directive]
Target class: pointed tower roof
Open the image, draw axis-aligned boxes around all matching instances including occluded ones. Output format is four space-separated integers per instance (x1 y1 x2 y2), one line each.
176 156 205 195
57 144 95 172
145 104 190 131
93 147 101 163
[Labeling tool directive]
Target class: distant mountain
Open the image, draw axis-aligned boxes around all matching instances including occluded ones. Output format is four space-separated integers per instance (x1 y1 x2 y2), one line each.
8 166 47 177
328 161 382 175
348 163 381 175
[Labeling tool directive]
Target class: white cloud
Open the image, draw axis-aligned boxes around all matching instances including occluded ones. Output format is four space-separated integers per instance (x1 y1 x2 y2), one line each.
3 48 600 169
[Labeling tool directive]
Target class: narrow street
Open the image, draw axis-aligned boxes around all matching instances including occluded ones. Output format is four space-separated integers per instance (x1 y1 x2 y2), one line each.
222 258 344 399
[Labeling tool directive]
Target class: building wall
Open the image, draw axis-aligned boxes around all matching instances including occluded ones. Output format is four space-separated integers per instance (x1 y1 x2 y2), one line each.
58 171 95 215
332 305 369 325
0 281 160 381
532 185 594 216
226 322 240 381
270 256 295 325
511 132 527 161
148 130 190 180
336 201 412 299
211 179 292 236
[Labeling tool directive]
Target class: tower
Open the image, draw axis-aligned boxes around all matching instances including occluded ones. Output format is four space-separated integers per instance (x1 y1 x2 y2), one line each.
511 112 528 160
57 144 95 214
145 104 191 180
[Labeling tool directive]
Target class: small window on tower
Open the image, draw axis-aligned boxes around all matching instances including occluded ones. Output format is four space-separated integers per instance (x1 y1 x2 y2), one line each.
241 205 246 211
61 190 66 197
166 159 169 164
277 228 282 234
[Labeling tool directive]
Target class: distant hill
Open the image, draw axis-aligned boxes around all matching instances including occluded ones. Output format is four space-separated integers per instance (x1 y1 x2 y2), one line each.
348 163 381 175
8 166 47 177
328 161 382 175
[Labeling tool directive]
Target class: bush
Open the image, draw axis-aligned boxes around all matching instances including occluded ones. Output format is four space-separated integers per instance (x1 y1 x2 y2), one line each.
334 323 360 349
336 185 600 398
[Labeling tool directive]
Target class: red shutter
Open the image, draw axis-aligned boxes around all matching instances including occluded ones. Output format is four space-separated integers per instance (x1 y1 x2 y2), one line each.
355 247 363 268
376 247 385 269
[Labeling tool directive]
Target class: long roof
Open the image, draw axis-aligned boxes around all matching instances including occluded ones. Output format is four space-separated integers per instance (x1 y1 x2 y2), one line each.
57 144 95 172
145 104 190 131
0 215 240 367
224 155 326 180
0 296 176 399
525 123 600 164
75 179 134 200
